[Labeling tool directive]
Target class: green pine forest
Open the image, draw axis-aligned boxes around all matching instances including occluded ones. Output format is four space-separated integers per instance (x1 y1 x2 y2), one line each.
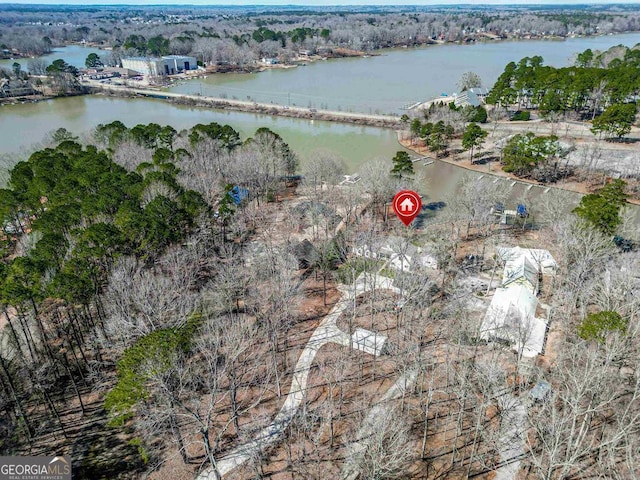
0 120 298 476
487 44 640 126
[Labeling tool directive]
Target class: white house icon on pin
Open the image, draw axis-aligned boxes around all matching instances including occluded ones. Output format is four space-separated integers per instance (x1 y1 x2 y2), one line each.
399 198 414 212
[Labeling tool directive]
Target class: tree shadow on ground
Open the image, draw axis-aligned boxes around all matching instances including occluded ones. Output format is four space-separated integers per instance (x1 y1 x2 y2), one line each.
413 202 447 228
73 419 148 480
605 137 640 144
472 155 500 166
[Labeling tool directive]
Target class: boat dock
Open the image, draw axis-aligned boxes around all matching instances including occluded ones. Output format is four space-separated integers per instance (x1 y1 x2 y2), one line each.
409 155 436 166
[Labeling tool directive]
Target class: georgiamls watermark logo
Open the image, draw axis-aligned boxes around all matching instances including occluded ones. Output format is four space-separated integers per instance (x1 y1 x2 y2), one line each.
0 456 71 480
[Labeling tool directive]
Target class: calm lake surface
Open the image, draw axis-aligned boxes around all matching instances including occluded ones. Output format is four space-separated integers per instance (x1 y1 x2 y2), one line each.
169 33 640 114
2 34 640 223
0 45 109 72
0 96 402 168
0 96 581 224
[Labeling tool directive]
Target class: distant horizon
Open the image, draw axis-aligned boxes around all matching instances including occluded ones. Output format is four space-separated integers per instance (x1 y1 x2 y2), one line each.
2 0 640 5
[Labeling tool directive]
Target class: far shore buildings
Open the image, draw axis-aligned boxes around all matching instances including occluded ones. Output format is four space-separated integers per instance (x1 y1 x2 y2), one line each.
121 55 198 76
418 87 490 110
480 247 557 358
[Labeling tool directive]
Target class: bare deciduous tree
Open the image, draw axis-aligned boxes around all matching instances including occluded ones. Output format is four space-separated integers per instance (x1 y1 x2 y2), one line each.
345 404 415 480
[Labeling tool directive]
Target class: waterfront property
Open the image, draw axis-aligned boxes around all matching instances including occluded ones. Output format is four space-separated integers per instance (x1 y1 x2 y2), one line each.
121 57 165 76
162 55 197 74
0 78 36 97
121 55 198 76
415 88 488 110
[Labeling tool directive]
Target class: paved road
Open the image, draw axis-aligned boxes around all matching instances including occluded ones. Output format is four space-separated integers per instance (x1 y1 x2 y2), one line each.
489 118 640 141
88 82 401 127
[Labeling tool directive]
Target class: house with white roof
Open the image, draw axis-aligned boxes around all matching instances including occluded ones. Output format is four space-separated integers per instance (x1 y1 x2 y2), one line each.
502 256 539 293
481 285 547 357
480 247 556 357
352 236 438 272
498 246 558 275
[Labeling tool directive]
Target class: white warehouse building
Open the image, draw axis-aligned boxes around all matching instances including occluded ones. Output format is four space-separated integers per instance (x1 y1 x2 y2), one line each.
162 55 197 74
121 57 165 76
121 55 198 76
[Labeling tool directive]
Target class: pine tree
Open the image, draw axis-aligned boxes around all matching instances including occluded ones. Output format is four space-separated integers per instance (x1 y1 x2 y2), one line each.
390 151 414 180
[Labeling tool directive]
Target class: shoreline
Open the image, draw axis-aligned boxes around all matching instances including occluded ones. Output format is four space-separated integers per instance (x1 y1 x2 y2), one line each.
396 132 640 206
91 85 403 129
4 85 638 211
65 29 640 57
6 29 639 72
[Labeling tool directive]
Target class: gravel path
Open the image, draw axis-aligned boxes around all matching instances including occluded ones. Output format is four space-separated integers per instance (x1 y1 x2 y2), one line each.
196 274 399 479
494 394 527 480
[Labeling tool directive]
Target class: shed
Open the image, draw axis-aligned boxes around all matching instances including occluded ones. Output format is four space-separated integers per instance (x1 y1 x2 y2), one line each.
351 328 388 357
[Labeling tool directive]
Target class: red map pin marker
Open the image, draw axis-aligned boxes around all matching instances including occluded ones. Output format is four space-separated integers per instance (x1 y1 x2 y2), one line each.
393 190 422 226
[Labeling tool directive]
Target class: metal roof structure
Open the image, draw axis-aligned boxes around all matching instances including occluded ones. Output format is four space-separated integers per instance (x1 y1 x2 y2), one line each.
351 328 388 357
497 246 558 274
469 87 490 96
502 256 539 292
453 90 481 107
122 56 163 62
480 245 556 357
480 285 547 357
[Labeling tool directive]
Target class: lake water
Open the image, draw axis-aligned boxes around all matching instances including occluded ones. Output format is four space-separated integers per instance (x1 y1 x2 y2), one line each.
2 34 640 223
0 95 583 224
168 33 640 114
0 96 402 168
0 45 109 73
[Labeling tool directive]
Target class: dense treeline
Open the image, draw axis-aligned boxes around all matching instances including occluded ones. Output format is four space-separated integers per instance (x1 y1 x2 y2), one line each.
487 44 640 120
0 120 299 475
1 135 207 302
0 124 213 461
1 119 298 303
1 113 640 480
2 4 640 62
